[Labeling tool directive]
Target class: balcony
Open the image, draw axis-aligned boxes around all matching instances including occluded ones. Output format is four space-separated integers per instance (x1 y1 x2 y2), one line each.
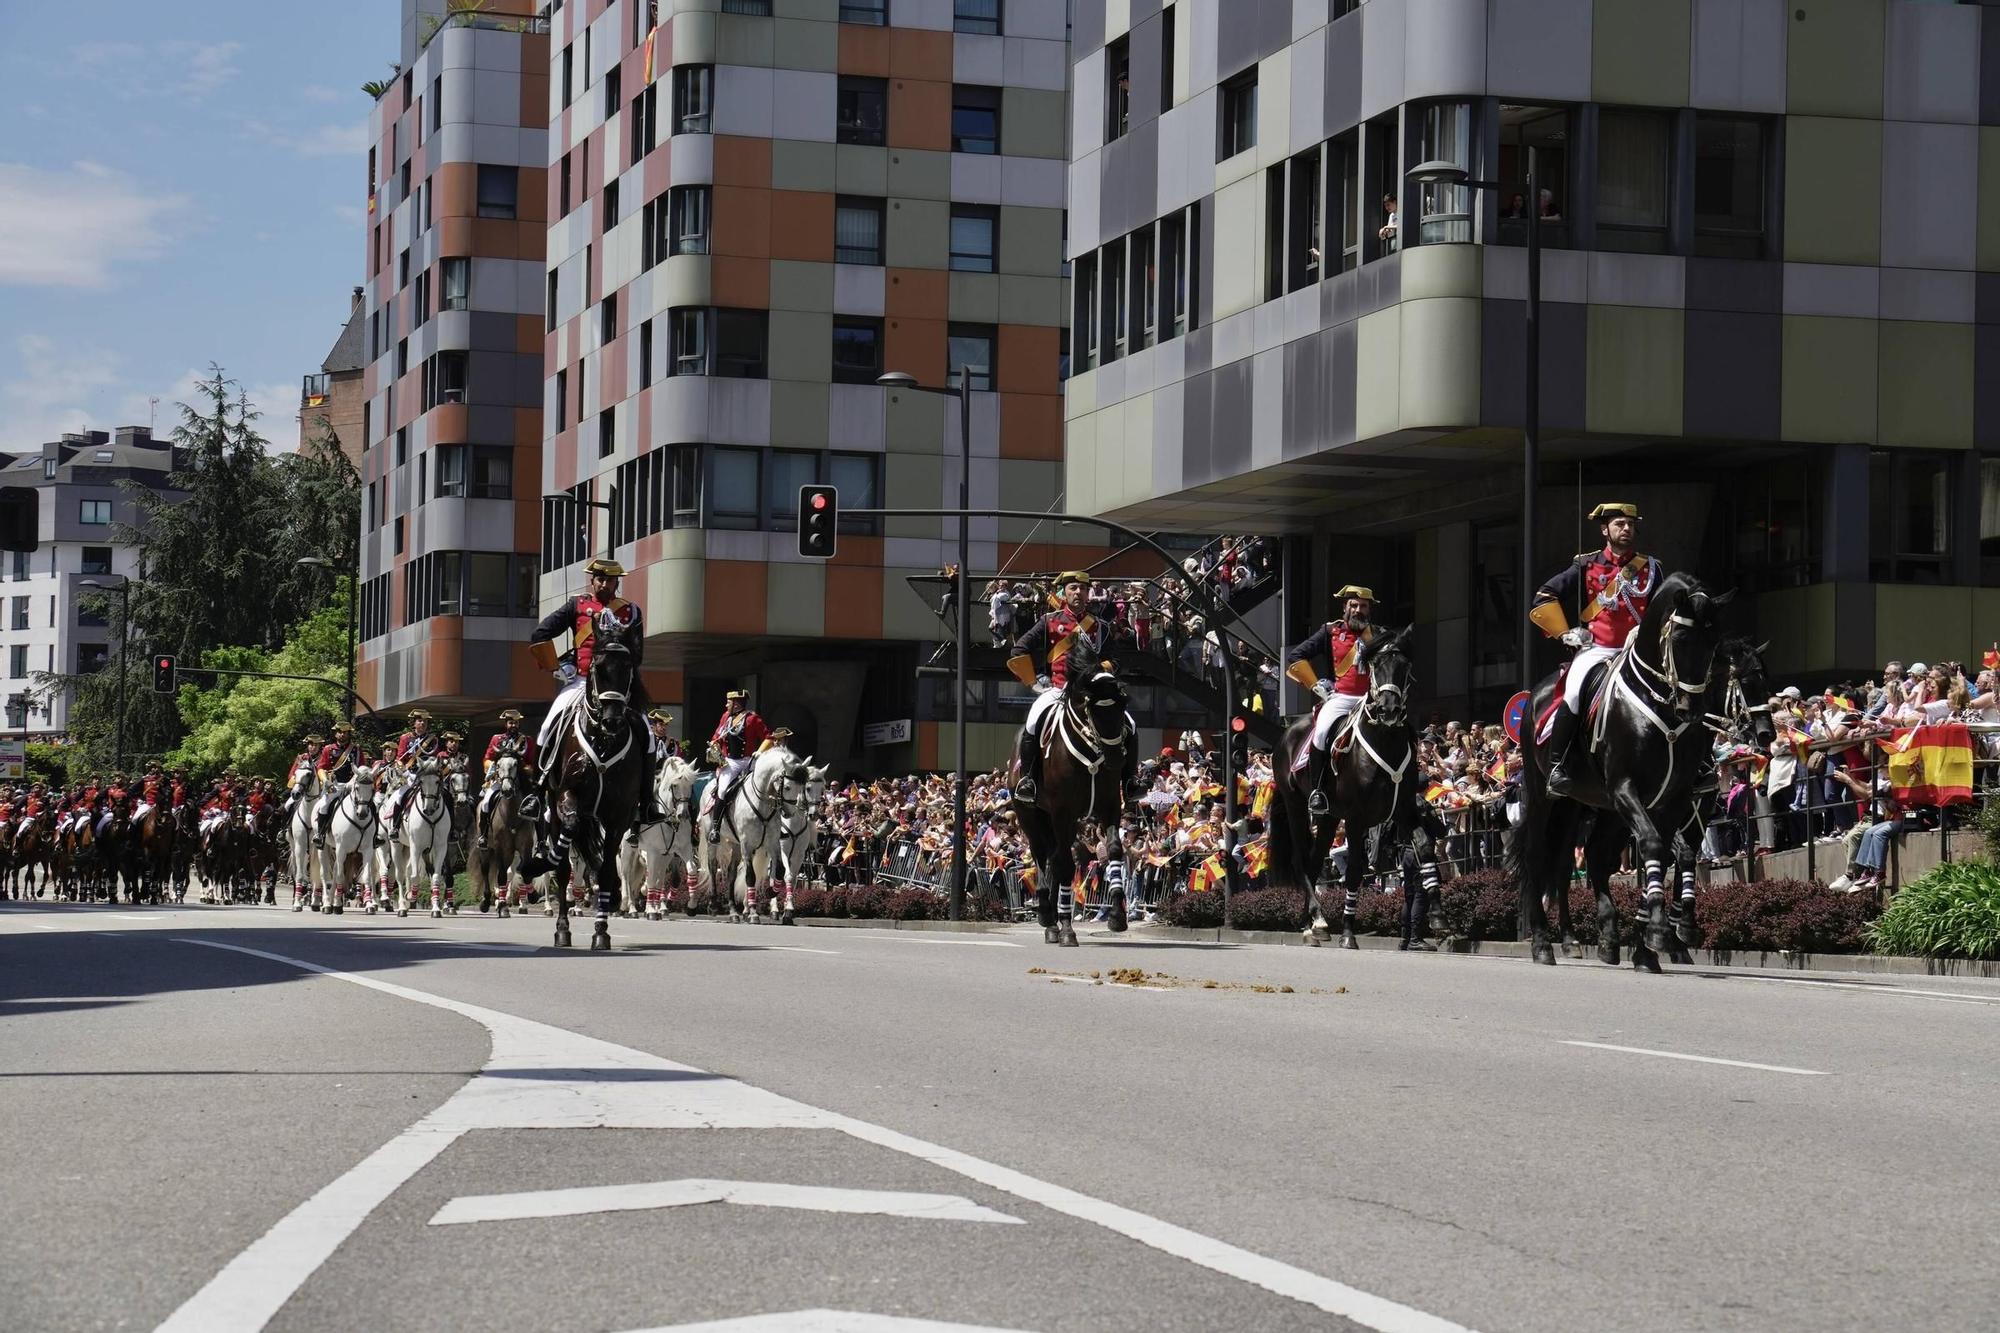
301 372 331 409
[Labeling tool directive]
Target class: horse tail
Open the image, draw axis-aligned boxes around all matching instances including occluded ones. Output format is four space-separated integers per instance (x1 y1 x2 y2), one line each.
1509 691 1547 939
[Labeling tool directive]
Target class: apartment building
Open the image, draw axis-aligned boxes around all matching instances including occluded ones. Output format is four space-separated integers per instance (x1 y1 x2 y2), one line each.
299 286 370 467
0 428 184 736
540 0 1077 774
353 0 554 719
1066 0 2000 718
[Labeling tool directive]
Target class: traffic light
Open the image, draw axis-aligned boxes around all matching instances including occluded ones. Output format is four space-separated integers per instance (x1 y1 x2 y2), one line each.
1229 714 1249 766
151 654 177 694
797 484 838 559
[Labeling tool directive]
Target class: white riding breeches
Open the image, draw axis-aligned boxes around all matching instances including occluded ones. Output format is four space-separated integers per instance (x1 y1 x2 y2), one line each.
1024 687 1062 734
95 811 115 838
132 802 152 824
1310 692 1365 750
537 677 587 750
1562 644 1620 712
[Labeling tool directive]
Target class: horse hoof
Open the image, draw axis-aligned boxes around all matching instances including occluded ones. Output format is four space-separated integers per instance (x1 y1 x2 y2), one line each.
553 930 571 948
1305 930 1322 947
430 909 442 919
1339 934 1359 951
1044 927 1060 944
1668 944 1693 966
780 912 795 926
1631 946 1662 975
1532 943 1557 966
1058 933 1078 948
1597 943 1620 966
589 929 611 952
292 903 303 913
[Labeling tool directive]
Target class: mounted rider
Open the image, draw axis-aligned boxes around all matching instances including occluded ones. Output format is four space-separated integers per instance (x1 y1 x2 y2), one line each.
1529 501 1664 797
706 690 770 843
1007 570 1140 804
381 709 437 826
474 708 538 847
311 721 365 846
527 556 661 825
133 762 165 827
245 777 271 833
16 782 45 838
1284 584 1379 818
285 735 323 814
94 772 130 839
647 708 676 758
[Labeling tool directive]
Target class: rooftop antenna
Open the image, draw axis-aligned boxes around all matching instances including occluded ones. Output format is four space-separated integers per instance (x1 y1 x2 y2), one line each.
147 396 160 433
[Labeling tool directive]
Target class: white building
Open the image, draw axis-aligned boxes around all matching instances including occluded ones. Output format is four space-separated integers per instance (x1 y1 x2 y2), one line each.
0 428 183 736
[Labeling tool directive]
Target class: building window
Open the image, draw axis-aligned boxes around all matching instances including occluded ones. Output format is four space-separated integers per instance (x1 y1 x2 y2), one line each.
673 65 713 134
1694 114 1768 259
722 0 773 12
671 308 707 375
1160 4 1176 113
76 644 109 676
1263 164 1286 301
640 318 654 389
601 292 619 346
829 453 880 534
560 152 573 217
1596 108 1671 254
469 445 512 499
542 482 592 570
1074 253 1099 370
954 0 999 35
1104 36 1130 142
834 196 885 265
10 596 27 631
1130 229 1159 349
840 0 887 25
715 309 768 378
396 426 409 466
561 42 573 105
547 269 560 331
952 85 1001 155
1161 211 1189 338
42 458 55 480
555 369 568 428
710 447 761 530
1103 236 1128 361
670 184 709 255
81 546 112 576
4 695 23 728
414 269 432 325
673 445 701 523
10 645 28 678
442 257 469 311
949 205 998 273
630 85 658 165
604 178 621 228
946 324 996 391
837 76 887 147
604 65 622 123
599 406 616 458
767 449 819 528
476 164 517 219
1333 0 1360 14
422 350 468 409
9 550 26 580
832 317 885 384
431 74 442 132
464 553 512 617
79 500 111 525
1416 101 1474 244
1218 68 1257 161
1871 450 1952 585
437 444 466 498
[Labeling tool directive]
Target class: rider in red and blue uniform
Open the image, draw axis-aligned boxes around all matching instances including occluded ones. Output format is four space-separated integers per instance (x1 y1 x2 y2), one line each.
526 556 659 830
1284 584 1379 817
1530 502 1663 796
1007 571 1139 803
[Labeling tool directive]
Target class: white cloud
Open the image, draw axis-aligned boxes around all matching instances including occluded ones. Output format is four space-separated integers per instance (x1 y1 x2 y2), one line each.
72 39 243 100
0 344 298 457
246 119 370 159
0 161 188 289
300 85 345 104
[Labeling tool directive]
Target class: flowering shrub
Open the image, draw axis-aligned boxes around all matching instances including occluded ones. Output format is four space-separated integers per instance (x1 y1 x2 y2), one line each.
1159 888 1225 929
1701 877 1875 955
1867 862 2000 959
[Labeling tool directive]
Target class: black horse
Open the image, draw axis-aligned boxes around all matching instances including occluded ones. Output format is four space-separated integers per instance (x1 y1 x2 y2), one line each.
1014 669 1131 946
537 614 649 950
1512 572 1737 970
1269 627 1447 948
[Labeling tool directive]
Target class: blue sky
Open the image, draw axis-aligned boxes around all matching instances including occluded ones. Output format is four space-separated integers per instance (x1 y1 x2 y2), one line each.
0 0 402 455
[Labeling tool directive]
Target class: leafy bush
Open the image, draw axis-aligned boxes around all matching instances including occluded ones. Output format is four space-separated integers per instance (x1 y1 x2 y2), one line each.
1355 889 1405 936
881 888 944 920
1867 861 2000 960
1159 889 1225 929
1701 877 1875 955
1225 888 1309 932
1435 868 1522 942
1978 797 2000 867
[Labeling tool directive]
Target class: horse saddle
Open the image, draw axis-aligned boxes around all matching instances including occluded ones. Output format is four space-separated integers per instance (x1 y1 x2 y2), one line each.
1533 657 1618 747
1330 709 1362 758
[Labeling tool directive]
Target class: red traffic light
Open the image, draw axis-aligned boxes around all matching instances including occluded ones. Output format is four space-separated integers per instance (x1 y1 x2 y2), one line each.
810 492 828 510
156 656 172 670
1230 716 1247 733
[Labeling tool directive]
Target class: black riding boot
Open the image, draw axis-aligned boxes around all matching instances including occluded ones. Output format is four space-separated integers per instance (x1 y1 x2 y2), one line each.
1013 729 1041 803
642 749 663 824
1306 745 1331 818
1545 704 1583 797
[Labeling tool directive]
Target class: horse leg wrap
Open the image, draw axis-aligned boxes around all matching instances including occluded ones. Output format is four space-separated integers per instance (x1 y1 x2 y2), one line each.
1642 861 1666 902
1104 861 1124 898
1057 885 1074 922
1678 869 1696 904
1420 862 1440 893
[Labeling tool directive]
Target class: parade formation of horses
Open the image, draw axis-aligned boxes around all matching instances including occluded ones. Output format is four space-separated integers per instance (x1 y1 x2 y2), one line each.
316 762 384 915
397 755 455 918
472 754 535 917
1512 571 1746 971
703 742 820 925
620 753 698 919
1013 668 1133 946
538 612 649 949
1267 626 1446 948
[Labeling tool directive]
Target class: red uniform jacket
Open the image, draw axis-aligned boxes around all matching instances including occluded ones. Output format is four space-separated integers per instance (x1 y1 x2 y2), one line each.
317 740 361 777
1537 546 1664 650
395 731 436 765
483 731 537 770
1285 621 1376 698
1011 607 1103 688
530 595 644 676
712 710 770 760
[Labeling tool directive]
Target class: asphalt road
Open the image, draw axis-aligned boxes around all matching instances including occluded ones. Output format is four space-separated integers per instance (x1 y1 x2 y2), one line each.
4 901 1998 1333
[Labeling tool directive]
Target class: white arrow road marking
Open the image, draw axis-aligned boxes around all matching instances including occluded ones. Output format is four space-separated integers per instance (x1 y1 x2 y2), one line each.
1559 1040 1829 1076
163 937 1476 1333
620 1311 1030 1332
430 1178 1021 1227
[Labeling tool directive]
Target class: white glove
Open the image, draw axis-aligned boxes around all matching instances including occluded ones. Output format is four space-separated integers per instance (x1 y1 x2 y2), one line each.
553 662 578 685
1034 676 1052 692
1312 680 1336 702
1560 627 1591 649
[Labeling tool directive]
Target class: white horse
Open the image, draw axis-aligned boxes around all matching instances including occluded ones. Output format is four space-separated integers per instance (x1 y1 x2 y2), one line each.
286 768 323 912
367 764 411 914
472 754 533 916
315 764 383 913
399 757 454 918
747 761 828 925
619 754 698 919
702 744 811 924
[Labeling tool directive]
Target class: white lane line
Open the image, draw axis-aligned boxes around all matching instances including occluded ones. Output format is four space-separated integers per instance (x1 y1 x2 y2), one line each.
1045 975 1163 992
430 1178 1020 1227
1559 1040 1828 1077
621 1311 1030 1332
1729 975 2000 1007
166 937 1473 1333
23 922 59 932
769 945 842 956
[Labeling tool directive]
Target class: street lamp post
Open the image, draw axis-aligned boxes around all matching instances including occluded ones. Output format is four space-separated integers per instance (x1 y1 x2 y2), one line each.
78 576 131 770
1410 158 1540 693
877 366 972 923
297 555 358 723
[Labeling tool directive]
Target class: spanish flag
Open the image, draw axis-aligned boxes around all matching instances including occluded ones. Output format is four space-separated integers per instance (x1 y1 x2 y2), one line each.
1189 853 1226 892
1251 780 1274 821
1486 755 1506 783
1242 837 1270 879
1424 781 1449 805
1877 722 1975 806
643 25 658 83
1985 647 1999 671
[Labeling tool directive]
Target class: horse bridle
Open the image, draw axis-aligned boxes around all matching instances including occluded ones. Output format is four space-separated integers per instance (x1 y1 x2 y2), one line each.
1629 609 1715 712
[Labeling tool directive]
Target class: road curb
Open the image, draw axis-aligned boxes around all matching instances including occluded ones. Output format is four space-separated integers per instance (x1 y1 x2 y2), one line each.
790 917 1024 935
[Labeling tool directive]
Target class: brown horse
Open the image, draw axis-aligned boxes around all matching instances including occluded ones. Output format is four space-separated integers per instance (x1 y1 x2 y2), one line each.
473 755 534 916
131 806 176 905
1012 670 1132 946
9 815 48 899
